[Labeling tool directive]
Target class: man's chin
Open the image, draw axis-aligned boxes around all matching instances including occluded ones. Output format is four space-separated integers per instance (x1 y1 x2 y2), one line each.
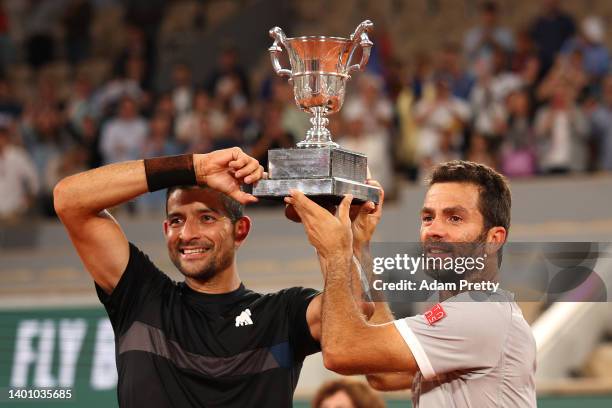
424 267 462 283
179 263 212 278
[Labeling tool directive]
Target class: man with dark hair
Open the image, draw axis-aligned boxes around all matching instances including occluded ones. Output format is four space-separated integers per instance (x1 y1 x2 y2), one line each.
286 160 536 407
53 148 328 407
312 378 385 408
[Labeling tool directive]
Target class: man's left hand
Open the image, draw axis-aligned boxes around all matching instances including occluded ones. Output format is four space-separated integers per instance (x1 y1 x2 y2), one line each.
350 179 384 248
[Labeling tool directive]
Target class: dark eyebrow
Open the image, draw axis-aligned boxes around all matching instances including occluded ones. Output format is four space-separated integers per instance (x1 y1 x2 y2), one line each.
166 207 224 219
166 211 183 220
197 207 223 217
442 206 469 216
421 207 434 214
166 207 222 220
420 206 469 215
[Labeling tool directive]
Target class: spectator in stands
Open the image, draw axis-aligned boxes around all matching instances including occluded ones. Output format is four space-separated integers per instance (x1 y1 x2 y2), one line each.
170 62 193 116
76 115 102 169
561 16 610 85
471 46 523 155
0 3 14 71
0 78 22 118
24 1 64 69
343 74 393 136
62 0 92 66
249 103 294 171
124 55 152 95
409 51 435 102
205 45 251 102
509 31 541 107
91 68 145 118
414 74 470 170
312 379 385 408
528 0 576 78
114 24 155 88
467 132 497 169
535 82 589 173
395 68 420 181
176 89 208 145
537 49 588 104
35 73 63 111
511 29 538 74
124 0 165 49
153 93 176 123
141 114 182 211
21 104 72 182
463 1 514 74
365 23 395 87
589 75 612 171
100 96 147 165
437 42 475 101
214 72 249 127
269 77 309 144
0 121 39 220
141 114 183 158
44 144 89 211
339 109 394 194
212 114 245 151
142 114 182 159
66 75 96 133
499 89 537 177
186 116 215 154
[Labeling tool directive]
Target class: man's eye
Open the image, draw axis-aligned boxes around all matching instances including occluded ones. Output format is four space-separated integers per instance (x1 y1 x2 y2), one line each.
422 215 433 222
201 215 216 223
449 215 462 223
169 218 182 225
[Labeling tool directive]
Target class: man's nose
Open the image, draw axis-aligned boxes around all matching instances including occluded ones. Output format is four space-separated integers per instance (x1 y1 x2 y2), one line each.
422 218 448 241
180 218 201 242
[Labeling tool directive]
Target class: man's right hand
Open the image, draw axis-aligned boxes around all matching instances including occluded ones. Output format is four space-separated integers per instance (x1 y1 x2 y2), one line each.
195 147 264 204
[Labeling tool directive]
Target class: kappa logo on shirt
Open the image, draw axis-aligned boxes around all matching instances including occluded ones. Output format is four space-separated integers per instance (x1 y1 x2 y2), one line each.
424 303 446 325
235 308 253 327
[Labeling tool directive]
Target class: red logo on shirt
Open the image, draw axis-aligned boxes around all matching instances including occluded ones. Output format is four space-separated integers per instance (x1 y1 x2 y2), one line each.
424 303 446 325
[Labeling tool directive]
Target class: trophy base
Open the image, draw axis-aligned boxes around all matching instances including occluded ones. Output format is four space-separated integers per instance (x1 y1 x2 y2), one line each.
251 177 380 204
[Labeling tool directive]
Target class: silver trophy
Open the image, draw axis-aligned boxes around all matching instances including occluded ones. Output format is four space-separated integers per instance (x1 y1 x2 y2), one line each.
252 20 381 204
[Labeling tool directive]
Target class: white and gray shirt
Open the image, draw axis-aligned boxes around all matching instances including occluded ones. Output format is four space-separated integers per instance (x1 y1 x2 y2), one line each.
393 291 536 407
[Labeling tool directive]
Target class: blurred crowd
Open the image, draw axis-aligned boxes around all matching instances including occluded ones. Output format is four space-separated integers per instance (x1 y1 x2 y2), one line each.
1 0 612 220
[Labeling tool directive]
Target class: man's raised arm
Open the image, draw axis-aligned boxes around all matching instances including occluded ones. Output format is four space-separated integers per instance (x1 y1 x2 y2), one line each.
286 190 419 376
54 148 263 294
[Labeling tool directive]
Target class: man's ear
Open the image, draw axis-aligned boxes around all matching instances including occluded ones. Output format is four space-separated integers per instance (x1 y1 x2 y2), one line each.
163 219 169 238
487 226 507 244
486 226 507 256
234 216 251 247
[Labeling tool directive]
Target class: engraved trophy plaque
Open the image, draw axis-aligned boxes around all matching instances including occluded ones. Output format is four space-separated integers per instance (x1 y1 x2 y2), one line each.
252 20 381 204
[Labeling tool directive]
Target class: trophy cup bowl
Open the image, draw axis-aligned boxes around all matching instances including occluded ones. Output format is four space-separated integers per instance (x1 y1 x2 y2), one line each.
252 20 381 204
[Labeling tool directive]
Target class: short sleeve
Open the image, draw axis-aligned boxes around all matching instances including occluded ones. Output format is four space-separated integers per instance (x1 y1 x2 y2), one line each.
283 287 321 362
95 242 171 335
393 301 511 380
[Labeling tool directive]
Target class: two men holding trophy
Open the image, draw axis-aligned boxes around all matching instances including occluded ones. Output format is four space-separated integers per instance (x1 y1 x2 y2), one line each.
54 19 536 408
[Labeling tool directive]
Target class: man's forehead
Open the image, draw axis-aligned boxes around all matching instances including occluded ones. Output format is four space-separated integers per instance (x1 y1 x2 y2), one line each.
167 188 225 214
423 182 480 210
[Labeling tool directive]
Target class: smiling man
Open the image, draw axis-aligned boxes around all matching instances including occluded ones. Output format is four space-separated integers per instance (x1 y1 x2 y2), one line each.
286 160 537 408
53 148 325 407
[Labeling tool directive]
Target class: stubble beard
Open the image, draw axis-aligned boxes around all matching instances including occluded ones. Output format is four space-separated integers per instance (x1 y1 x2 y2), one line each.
170 244 234 283
423 230 488 283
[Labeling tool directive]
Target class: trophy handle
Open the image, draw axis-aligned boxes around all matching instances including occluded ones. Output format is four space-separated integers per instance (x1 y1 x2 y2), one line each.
347 20 374 74
269 27 292 78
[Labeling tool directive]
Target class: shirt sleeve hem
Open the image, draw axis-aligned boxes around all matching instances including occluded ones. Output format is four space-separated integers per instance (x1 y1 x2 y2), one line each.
95 242 137 307
393 319 436 380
